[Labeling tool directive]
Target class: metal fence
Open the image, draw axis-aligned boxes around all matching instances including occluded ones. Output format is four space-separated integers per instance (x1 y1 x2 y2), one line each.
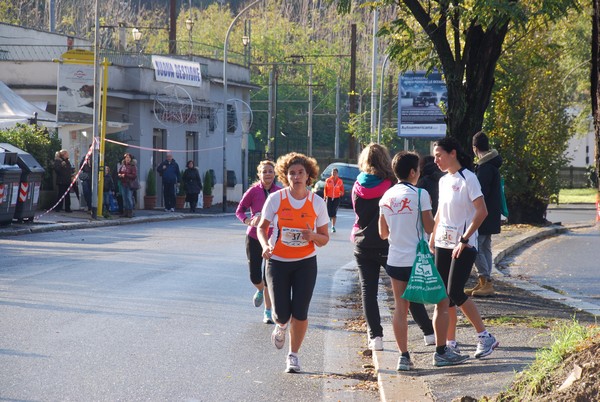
559 166 590 188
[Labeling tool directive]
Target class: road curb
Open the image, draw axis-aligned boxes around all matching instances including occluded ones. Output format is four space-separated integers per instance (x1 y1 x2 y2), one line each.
0 212 235 237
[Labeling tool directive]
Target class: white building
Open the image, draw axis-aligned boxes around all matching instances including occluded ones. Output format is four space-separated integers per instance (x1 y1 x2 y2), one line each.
0 22 253 208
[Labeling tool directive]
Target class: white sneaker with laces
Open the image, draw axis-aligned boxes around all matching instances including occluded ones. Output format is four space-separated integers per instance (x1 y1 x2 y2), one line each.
369 336 383 351
285 353 301 373
475 333 499 358
271 324 286 349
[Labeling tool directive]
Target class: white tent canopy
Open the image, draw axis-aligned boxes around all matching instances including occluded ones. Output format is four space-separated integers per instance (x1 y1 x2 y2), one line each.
0 81 57 128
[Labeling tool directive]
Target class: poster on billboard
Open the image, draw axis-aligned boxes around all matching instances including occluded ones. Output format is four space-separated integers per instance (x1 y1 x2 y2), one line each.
398 70 447 138
56 64 95 124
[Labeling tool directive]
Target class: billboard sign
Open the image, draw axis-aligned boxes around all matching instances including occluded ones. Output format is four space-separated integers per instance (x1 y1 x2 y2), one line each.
152 56 202 87
57 63 94 124
398 70 447 138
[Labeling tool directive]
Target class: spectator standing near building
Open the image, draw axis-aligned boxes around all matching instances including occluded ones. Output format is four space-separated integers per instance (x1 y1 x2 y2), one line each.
236 160 281 324
351 143 435 352
80 153 93 212
53 149 73 213
466 131 503 297
156 152 180 212
379 151 468 370
117 153 137 218
103 166 115 217
182 160 202 213
257 152 329 374
323 168 344 232
430 136 499 359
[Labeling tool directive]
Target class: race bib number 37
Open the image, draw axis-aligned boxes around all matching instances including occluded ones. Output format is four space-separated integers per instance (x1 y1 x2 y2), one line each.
281 227 309 247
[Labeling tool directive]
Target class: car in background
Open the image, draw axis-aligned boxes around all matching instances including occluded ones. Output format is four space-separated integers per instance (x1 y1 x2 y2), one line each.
312 162 360 207
412 91 438 107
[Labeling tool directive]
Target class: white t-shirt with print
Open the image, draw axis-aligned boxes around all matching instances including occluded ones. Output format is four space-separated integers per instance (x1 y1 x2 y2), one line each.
262 188 329 261
434 168 483 249
379 182 432 267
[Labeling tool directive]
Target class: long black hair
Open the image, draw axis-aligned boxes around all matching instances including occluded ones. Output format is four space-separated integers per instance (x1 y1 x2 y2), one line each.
434 136 473 171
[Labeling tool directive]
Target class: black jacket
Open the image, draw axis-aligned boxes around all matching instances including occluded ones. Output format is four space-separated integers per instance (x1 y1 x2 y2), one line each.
54 157 73 185
182 167 202 195
475 149 503 235
417 162 445 216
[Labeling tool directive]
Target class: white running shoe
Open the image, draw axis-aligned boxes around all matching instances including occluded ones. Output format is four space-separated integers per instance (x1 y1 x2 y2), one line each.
424 334 436 346
271 324 286 349
285 353 301 373
369 336 383 351
475 334 499 358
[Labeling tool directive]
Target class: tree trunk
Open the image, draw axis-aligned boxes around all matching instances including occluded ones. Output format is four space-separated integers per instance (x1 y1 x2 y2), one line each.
442 22 509 156
593 0 600 207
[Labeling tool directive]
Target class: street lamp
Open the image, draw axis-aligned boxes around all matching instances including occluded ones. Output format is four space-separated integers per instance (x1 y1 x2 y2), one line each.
185 18 194 56
222 0 262 212
131 27 142 52
242 35 250 46
377 53 390 144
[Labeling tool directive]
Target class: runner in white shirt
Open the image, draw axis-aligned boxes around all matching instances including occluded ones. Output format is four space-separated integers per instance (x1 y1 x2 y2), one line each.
379 151 468 370
430 137 499 360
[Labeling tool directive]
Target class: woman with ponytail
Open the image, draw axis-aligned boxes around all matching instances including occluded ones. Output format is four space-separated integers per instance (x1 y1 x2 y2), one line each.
429 137 499 360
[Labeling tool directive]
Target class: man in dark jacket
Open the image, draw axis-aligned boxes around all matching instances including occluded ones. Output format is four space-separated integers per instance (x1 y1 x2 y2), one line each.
156 152 180 212
467 131 503 297
53 149 73 212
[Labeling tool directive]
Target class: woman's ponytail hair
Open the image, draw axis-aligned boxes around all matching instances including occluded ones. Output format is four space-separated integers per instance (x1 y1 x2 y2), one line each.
434 136 473 171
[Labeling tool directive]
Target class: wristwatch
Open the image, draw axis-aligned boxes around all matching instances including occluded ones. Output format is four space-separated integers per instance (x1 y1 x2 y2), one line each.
459 236 469 244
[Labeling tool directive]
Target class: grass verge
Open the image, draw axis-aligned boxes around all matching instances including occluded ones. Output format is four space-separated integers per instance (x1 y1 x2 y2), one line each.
558 188 598 204
495 319 600 401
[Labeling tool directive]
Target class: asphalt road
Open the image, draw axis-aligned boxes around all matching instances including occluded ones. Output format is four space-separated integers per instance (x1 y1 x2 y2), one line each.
505 224 600 307
0 210 379 402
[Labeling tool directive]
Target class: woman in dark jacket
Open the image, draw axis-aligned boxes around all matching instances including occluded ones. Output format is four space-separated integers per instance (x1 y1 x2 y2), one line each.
53 149 73 212
182 160 202 212
117 153 137 218
351 143 434 351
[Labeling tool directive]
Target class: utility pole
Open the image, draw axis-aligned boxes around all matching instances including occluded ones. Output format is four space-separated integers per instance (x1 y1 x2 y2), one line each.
308 64 313 156
335 77 340 158
348 24 357 160
169 0 176 54
370 9 379 139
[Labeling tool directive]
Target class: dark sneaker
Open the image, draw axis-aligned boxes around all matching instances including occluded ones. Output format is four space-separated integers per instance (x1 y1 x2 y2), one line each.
433 348 470 367
271 324 286 349
475 334 499 358
397 355 414 371
285 353 301 373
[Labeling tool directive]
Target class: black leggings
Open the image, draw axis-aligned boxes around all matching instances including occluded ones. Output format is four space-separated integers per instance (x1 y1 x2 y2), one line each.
355 247 433 338
434 246 478 307
326 197 341 218
245 235 265 285
266 256 317 323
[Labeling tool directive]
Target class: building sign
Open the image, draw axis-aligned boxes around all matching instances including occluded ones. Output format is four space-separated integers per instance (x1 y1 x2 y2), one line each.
397 70 447 138
152 56 202 87
57 63 94 124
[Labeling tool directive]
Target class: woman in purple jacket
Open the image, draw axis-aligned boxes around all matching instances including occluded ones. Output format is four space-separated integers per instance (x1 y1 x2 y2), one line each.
236 160 281 324
352 143 434 351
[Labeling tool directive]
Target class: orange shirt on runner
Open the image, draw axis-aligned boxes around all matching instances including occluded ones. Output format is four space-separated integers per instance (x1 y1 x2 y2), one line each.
272 189 317 259
324 176 344 199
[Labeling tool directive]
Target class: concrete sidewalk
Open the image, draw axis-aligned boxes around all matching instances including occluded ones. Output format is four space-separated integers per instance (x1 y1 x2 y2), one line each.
372 220 599 401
